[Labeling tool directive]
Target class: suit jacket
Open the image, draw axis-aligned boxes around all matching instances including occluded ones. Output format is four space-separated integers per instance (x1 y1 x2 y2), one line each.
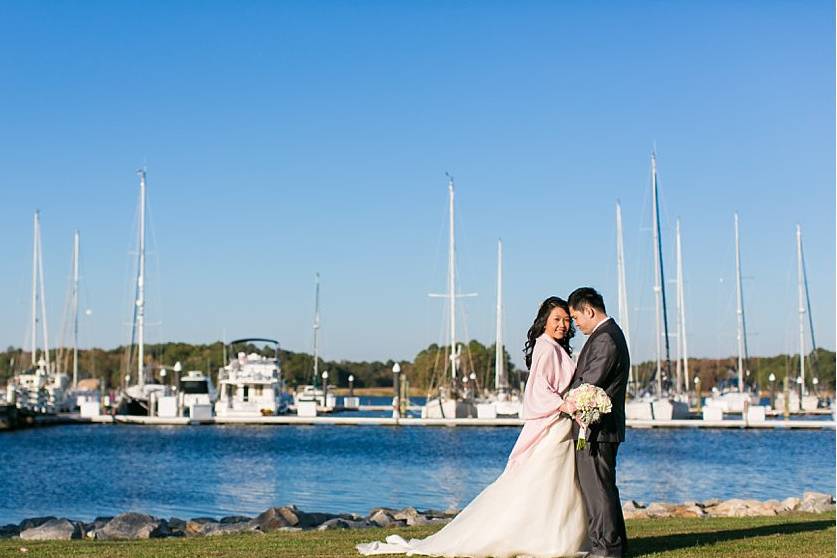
570 318 630 443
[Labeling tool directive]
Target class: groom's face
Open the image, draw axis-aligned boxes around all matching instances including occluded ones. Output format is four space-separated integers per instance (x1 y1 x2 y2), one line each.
570 305 595 335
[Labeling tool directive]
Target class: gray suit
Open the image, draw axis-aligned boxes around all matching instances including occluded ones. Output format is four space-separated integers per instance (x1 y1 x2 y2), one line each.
570 318 629 557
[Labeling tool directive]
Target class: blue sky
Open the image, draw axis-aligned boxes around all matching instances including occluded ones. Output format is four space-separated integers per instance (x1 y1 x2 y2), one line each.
0 1 833 369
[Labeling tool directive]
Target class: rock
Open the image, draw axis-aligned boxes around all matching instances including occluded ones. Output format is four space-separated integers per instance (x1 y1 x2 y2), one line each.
799 492 836 514
18 517 56 531
701 498 722 507
220 515 251 524
250 506 301 531
781 497 801 512
643 502 674 518
368 509 405 528
202 522 256 537
621 501 648 520
185 518 218 536
707 499 775 518
393 507 436 526
167 518 187 531
315 518 371 531
0 524 19 539
20 519 82 541
668 504 706 518
296 511 346 529
94 512 170 540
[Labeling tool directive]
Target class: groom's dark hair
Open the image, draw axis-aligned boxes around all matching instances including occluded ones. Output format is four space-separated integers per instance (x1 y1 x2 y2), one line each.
568 287 607 314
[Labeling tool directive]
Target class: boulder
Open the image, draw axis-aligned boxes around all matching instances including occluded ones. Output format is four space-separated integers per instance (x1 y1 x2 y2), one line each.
800 492 836 513
250 506 301 531
315 518 371 531
202 522 256 537
643 502 674 518
185 518 218 537
20 519 82 541
368 509 405 528
220 515 252 524
94 512 170 540
701 498 722 508
167 518 187 531
0 524 19 539
781 497 801 512
621 501 648 520
393 507 435 526
668 504 706 518
18 517 56 531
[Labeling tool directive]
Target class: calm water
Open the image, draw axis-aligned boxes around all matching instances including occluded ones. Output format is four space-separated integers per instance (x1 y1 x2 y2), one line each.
0 421 834 525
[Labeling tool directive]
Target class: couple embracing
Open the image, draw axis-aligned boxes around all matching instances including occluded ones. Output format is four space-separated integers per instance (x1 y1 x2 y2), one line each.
358 287 630 558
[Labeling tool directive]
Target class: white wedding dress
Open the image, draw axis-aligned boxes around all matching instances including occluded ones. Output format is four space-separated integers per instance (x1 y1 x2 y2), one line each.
357 335 588 558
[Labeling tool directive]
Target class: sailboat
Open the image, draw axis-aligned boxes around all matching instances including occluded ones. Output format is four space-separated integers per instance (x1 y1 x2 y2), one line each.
473 239 522 418
10 211 69 414
294 273 336 408
775 225 820 412
625 152 689 420
704 213 760 413
422 175 477 419
117 170 173 415
56 230 98 411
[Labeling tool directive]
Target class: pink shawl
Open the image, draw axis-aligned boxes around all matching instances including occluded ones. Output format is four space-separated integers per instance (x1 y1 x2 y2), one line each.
505 333 576 471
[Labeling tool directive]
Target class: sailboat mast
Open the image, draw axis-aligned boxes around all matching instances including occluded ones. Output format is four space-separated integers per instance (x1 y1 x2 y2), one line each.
734 213 750 393
137 170 147 387
615 202 632 389
72 230 80 388
651 153 672 394
494 239 505 392
31 211 39 368
313 272 321 386
447 175 457 383
36 212 50 372
796 224 806 395
675 219 690 392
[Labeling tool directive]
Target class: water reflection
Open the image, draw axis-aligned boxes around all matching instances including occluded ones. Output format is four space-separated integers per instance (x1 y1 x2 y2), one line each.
0 423 832 524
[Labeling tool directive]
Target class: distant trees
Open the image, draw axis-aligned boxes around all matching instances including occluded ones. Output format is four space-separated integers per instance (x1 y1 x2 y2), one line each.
0 342 832 395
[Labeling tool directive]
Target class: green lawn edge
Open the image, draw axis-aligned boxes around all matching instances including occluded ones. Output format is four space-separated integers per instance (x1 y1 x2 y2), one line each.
1 512 833 558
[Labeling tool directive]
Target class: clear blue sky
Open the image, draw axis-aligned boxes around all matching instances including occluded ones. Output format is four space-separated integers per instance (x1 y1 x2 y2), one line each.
0 1 833 369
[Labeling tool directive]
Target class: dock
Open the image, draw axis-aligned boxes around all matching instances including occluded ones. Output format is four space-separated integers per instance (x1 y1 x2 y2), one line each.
73 414 835 429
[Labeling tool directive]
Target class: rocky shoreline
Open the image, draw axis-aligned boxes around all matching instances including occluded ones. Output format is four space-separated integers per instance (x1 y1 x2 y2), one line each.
4 492 833 542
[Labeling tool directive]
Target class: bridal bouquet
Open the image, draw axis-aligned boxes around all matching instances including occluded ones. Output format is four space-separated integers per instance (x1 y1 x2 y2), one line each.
565 383 612 450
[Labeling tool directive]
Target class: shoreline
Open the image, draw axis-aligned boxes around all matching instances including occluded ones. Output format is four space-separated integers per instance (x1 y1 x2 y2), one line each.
5 491 834 542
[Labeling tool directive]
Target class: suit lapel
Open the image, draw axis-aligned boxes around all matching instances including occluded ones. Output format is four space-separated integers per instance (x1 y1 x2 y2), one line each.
573 319 611 383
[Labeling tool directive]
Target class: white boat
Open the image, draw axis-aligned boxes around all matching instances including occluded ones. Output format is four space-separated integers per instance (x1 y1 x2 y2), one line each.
294 385 337 408
623 153 688 419
116 170 173 416
423 175 478 419
215 338 292 417
178 370 217 418
10 211 71 414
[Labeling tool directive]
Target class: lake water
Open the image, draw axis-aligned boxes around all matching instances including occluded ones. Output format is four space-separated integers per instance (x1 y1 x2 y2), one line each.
0 416 833 525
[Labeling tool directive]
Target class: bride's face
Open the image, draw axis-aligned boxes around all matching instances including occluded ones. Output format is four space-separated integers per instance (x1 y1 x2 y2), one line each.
544 306 571 341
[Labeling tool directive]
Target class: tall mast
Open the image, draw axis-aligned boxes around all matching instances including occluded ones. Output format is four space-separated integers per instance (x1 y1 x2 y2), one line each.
136 169 147 387
796 224 806 395
31 211 39 368
734 213 749 392
38 212 50 373
448 175 457 383
800 228 818 357
72 230 80 388
651 153 672 394
494 239 505 392
313 272 320 386
615 202 632 388
675 219 689 393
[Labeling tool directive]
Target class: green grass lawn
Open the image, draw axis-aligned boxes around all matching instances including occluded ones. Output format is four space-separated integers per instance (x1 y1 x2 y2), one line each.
0 512 833 558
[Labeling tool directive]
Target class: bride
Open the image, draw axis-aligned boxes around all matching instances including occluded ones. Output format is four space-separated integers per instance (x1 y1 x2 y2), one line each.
357 297 589 558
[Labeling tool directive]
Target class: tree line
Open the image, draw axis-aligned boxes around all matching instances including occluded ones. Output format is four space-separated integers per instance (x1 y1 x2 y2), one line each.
0 342 833 394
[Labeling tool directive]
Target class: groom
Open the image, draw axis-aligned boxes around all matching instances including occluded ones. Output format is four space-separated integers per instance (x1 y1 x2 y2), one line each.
564 287 629 558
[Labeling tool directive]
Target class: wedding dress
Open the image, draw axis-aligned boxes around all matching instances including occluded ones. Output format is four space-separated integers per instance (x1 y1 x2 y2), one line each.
357 334 588 558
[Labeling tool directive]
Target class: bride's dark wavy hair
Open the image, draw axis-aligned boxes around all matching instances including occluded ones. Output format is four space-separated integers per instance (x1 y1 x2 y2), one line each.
523 296 575 369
